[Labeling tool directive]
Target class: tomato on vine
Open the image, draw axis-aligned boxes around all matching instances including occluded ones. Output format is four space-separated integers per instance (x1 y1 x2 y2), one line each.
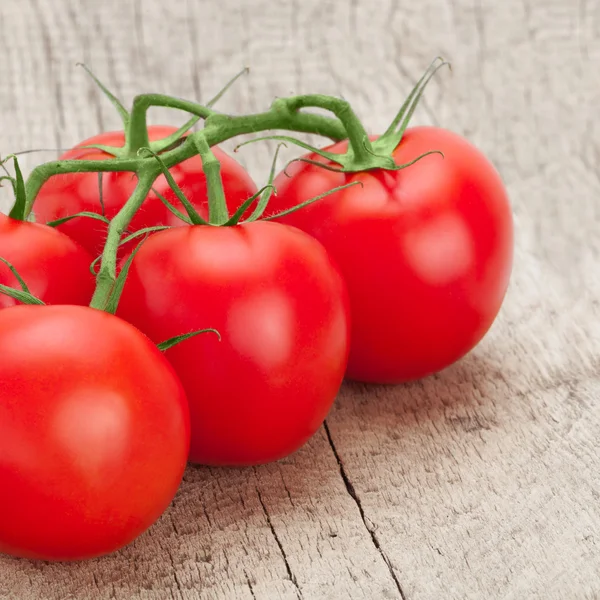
269 127 513 383
116 219 350 466
0 55 516 564
260 59 514 383
0 304 190 561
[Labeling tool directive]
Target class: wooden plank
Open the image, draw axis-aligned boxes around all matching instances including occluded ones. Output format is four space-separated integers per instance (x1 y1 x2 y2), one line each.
1 0 599 598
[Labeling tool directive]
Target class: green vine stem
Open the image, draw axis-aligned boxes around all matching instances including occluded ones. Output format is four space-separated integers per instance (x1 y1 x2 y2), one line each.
120 93 357 158
23 93 385 220
24 58 450 216
22 92 387 311
192 136 229 225
89 168 158 310
24 158 141 215
23 96 349 218
280 95 373 163
122 95 215 157
11 59 451 318
25 68 447 311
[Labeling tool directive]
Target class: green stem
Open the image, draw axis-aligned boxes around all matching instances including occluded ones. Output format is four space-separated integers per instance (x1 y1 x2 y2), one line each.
128 93 347 145
14 81 422 317
89 167 158 310
24 95 348 218
123 94 217 157
23 102 347 220
150 107 346 172
282 95 373 161
193 135 229 225
124 101 150 155
24 158 140 218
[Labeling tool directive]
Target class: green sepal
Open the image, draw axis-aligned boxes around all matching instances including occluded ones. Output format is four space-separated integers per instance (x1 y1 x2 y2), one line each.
244 142 286 222
4 155 28 221
386 150 445 170
139 148 208 226
236 135 341 163
103 235 148 315
148 117 199 155
373 57 450 155
0 257 32 293
46 211 110 228
0 259 45 306
152 188 194 225
148 68 250 155
235 133 395 173
88 225 171 276
264 181 362 221
76 144 123 157
224 185 275 226
77 63 130 128
0 285 45 305
158 328 221 351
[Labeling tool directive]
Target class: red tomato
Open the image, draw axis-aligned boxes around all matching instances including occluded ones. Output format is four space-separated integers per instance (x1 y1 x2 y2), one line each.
0 305 190 561
33 125 258 257
116 222 350 466
268 126 514 383
0 213 95 308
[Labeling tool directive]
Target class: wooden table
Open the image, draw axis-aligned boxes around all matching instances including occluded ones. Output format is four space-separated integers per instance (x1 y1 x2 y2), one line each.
1 1 598 598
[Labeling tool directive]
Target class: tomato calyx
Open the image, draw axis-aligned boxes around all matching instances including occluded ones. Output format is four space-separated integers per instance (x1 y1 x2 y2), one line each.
1 155 28 221
157 328 221 352
235 58 451 176
141 140 360 229
371 57 451 156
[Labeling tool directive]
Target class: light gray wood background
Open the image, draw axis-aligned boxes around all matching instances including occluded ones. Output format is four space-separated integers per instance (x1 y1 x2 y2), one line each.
1 0 599 599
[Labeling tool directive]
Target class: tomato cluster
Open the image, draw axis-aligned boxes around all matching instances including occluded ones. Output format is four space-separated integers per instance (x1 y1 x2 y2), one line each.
0 61 513 561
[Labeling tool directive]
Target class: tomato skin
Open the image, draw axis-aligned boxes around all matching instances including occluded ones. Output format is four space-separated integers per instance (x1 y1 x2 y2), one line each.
268 126 514 383
0 305 190 561
116 222 350 466
33 125 258 257
0 213 95 308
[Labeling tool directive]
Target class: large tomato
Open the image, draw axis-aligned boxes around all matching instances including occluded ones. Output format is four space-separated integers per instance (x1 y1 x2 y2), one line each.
0 305 190 561
268 126 514 383
116 222 350 466
0 213 95 308
33 125 258 257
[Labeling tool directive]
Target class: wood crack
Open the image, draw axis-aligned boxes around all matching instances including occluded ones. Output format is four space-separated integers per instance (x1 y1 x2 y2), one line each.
245 571 257 599
323 421 407 600
256 487 303 599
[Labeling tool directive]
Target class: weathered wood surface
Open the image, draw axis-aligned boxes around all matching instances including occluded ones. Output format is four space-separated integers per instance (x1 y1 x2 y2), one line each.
1 0 599 598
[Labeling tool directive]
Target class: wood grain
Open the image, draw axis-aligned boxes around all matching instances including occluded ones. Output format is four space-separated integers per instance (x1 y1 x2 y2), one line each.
1 0 599 598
